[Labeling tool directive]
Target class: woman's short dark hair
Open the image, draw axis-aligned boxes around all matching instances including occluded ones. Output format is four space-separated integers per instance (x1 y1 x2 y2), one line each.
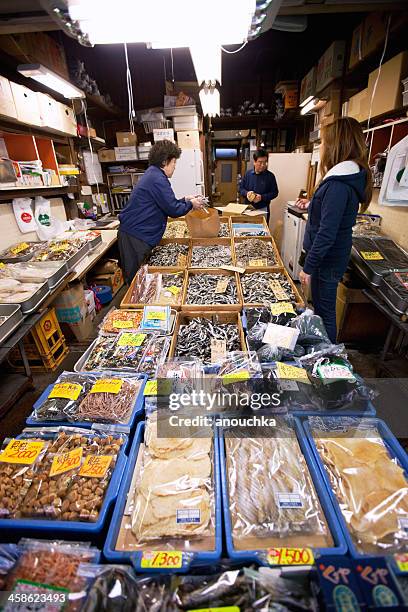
148 140 182 167
253 148 268 161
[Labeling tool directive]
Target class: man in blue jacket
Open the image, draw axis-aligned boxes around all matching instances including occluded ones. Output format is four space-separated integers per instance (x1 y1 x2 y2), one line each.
118 140 203 283
239 148 279 223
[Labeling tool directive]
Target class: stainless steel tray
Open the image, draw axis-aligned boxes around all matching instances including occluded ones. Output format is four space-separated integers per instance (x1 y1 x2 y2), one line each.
66 243 90 271
0 242 43 263
0 304 23 345
87 234 103 252
46 262 70 289
7 281 50 315
164 105 196 117
74 336 100 372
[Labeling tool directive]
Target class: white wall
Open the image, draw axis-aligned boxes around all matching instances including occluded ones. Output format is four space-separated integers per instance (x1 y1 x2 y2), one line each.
0 197 68 250
368 191 408 250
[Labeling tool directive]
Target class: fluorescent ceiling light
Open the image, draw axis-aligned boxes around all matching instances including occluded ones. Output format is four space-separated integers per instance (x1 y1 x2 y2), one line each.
190 45 222 87
300 95 314 108
18 64 85 99
300 97 326 116
199 86 220 118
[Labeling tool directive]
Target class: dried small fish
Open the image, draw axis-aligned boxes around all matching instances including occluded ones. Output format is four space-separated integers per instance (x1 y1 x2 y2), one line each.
163 221 189 239
186 274 237 305
235 239 278 267
241 272 296 304
218 222 230 237
191 245 232 268
147 243 188 267
175 317 240 363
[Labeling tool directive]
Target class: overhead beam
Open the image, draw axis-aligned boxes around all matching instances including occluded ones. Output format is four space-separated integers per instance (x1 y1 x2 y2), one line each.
0 15 59 34
279 2 407 14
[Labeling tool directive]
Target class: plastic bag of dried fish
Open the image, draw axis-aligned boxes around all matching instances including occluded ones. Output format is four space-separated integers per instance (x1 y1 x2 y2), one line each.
175 317 241 364
104 332 153 371
217 351 262 393
32 372 97 422
100 308 143 335
81 336 117 371
153 358 205 411
129 266 159 305
157 272 184 305
147 243 189 267
241 271 297 305
137 335 171 377
261 362 318 413
234 239 278 267
225 421 331 544
74 373 143 425
245 307 301 363
186 273 238 305
191 245 232 268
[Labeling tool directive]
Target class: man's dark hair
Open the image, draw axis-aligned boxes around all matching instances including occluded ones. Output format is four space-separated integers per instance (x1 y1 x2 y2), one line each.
253 148 268 161
148 140 182 167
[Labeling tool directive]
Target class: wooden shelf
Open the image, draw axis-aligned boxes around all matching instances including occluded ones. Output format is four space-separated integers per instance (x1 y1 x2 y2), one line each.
74 135 107 149
0 185 79 202
0 115 73 144
74 93 122 118
212 114 301 129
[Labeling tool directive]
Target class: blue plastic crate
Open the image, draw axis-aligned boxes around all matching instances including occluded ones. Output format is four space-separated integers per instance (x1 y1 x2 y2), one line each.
219 418 348 566
0 429 128 538
299 416 408 574
104 420 223 572
25 373 147 433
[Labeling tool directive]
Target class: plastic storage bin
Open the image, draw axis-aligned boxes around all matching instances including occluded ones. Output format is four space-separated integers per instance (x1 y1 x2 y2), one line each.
219 420 348 565
104 421 223 572
299 416 408 573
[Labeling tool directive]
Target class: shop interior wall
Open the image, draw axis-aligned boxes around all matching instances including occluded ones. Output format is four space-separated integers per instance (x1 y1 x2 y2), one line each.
0 198 67 250
369 191 408 250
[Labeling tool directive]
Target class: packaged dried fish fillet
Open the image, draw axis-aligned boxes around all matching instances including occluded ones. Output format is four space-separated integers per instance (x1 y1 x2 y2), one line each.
100 308 143 334
225 423 330 545
82 336 116 371
75 374 142 425
129 266 159 305
32 372 96 422
310 416 408 554
0 261 65 284
137 335 170 376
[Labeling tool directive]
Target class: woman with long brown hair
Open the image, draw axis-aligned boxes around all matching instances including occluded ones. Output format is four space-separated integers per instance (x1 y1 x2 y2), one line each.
298 117 373 342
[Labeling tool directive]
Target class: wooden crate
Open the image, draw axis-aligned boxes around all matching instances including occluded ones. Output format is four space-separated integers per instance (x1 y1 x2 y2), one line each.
121 268 187 310
169 310 247 360
230 215 270 236
190 237 233 269
146 238 191 269
182 268 243 312
232 236 284 270
239 266 305 308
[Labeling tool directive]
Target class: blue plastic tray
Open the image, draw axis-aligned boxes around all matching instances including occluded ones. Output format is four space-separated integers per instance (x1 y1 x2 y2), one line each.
299 416 408 573
219 418 348 565
104 421 223 572
0 429 128 537
25 373 147 432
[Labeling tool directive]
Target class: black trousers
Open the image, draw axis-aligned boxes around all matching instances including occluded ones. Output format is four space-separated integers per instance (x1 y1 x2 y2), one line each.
118 230 152 285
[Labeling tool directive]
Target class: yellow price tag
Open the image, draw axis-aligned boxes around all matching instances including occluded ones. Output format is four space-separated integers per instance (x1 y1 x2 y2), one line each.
276 362 310 383
146 310 167 321
10 242 29 255
49 447 83 477
360 251 384 260
144 380 158 396
90 378 123 394
0 439 44 465
222 370 250 385
270 302 295 316
48 382 82 401
141 550 183 569
113 319 134 329
267 547 314 566
249 257 268 267
79 455 113 478
0 263 5 269
166 285 180 295
188 608 240 612
117 333 146 347
394 554 408 573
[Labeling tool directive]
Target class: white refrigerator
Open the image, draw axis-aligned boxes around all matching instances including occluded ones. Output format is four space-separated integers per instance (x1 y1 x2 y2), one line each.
170 149 205 199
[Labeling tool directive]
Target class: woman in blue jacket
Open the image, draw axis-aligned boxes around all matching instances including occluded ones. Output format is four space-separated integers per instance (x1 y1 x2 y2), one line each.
118 140 203 283
299 117 372 342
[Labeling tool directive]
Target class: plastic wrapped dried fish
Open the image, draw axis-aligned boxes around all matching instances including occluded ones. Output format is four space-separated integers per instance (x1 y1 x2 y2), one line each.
83 336 117 371
241 272 296 304
138 335 171 376
147 243 189 267
191 245 232 268
175 317 240 363
235 239 278 267
186 274 238 305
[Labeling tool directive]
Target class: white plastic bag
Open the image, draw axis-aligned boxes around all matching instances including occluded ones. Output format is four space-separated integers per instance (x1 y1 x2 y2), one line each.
12 198 37 233
34 196 51 228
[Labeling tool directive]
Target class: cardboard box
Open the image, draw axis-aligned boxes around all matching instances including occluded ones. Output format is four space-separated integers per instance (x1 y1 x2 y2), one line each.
153 128 175 142
53 283 87 324
349 22 364 69
116 131 138 147
36 92 63 131
114 146 138 161
59 103 77 136
177 130 200 149
67 310 95 342
275 80 298 109
347 88 369 122
98 148 116 162
362 12 387 59
300 66 316 105
316 41 346 93
90 260 124 296
0 76 17 120
10 81 42 126
368 51 408 118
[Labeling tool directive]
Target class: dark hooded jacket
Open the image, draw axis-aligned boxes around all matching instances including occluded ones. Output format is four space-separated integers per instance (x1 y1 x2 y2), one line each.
303 161 367 276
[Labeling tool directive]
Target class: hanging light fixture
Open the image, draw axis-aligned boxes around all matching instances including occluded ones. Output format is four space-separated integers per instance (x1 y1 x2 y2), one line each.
17 64 85 99
190 45 222 87
199 86 220 118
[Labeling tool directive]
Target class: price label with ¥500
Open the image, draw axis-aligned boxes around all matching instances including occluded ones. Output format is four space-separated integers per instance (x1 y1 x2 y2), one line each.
49 447 83 477
267 547 314 566
140 550 183 569
79 455 112 478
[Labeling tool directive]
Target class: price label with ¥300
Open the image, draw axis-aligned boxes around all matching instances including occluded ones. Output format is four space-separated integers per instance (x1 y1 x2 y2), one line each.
267 547 314 566
49 447 83 477
140 550 183 569
0 439 45 465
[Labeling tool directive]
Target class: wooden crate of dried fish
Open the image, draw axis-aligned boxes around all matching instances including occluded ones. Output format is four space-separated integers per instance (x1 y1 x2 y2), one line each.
170 312 246 364
240 269 304 307
121 267 186 310
147 239 190 268
163 219 190 239
230 216 270 236
218 217 231 237
182 269 242 312
190 238 233 268
233 237 283 268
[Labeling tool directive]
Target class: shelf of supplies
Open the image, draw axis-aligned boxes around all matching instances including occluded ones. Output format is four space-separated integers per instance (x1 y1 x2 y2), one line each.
74 135 107 148
0 185 79 202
